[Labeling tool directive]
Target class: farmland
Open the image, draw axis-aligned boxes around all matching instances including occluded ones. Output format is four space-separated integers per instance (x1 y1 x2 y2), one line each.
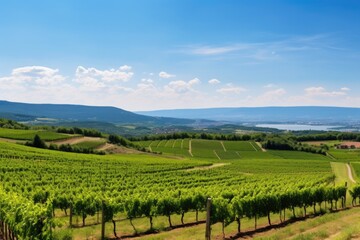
0 128 72 141
1 133 360 239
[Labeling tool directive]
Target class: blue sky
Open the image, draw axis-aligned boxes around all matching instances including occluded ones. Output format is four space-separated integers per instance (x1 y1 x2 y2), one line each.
0 0 359 110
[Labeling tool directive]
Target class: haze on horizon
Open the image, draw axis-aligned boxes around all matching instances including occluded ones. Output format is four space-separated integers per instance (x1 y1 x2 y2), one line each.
0 0 359 111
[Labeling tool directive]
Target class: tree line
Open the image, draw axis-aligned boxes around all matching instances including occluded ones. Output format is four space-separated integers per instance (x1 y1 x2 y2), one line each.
25 135 106 155
261 136 327 155
56 127 103 137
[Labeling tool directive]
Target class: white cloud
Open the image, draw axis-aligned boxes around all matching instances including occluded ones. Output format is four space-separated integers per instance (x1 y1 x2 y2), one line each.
159 71 176 79
119 65 132 71
217 84 247 94
341 87 350 91
208 78 221 85
165 78 200 93
75 66 133 83
0 66 66 87
305 86 347 97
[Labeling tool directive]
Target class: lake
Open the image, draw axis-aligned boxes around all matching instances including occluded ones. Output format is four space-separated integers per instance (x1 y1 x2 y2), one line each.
256 124 342 131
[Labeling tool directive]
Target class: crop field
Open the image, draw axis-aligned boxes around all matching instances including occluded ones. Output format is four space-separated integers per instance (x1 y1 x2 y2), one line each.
1 132 360 239
139 139 265 160
351 162 360 179
137 139 336 162
72 140 107 149
138 139 191 157
0 128 72 141
329 149 360 162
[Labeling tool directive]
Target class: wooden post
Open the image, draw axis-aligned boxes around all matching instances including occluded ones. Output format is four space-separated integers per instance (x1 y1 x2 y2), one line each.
101 200 105 240
205 198 212 240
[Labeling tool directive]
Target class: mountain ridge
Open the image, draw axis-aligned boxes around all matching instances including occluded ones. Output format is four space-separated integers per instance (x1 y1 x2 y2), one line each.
0 100 194 125
137 106 360 123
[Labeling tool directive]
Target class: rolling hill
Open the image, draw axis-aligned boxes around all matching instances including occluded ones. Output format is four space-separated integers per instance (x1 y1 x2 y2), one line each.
0 100 194 125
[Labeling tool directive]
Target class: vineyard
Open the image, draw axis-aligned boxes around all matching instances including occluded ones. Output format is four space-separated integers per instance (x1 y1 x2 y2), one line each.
0 128 73 141
0 136 360 239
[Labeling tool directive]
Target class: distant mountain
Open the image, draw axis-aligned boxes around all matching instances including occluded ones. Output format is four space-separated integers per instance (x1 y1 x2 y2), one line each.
0 100 194 125
137 106 360 123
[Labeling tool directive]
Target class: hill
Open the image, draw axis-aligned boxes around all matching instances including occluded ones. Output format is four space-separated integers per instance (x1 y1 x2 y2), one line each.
137 106 360 123
0 100 194 125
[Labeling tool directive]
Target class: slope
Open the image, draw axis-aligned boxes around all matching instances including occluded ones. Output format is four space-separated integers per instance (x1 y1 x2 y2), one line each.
0 100 194 125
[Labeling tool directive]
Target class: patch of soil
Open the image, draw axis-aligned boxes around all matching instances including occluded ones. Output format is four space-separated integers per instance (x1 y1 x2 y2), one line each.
97 143 142 154
341 141 360 148
51 136 103 145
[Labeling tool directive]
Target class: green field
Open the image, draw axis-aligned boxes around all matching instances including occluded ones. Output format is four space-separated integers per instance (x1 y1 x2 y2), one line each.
72 140 106 149
136 139 335 162
0 128 72 141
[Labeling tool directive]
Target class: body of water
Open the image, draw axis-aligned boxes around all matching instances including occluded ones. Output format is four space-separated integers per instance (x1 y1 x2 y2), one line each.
256 124 342 131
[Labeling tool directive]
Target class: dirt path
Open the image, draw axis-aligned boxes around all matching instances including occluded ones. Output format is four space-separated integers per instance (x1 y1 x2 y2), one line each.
0 137 25 144
326 152 336 160
97 143 142 154
186 163 230 171
96 143 113 151
220 141 227 151
51 136 103 145
256 142 266 152
148 141 154 152
188 139 193 157
250 142 258 151
347 163 356 183
213 150 221 160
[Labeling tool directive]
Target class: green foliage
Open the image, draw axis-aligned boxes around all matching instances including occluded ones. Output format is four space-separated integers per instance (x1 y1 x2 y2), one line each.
0 118 28 129
0 139 343 238
0 128 70 141
32 134 47 148
262 136 326 155
57 127 102 137
0 190 53 239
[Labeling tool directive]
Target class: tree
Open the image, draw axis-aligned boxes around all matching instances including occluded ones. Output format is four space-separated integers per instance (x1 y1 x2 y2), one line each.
32 135 46 149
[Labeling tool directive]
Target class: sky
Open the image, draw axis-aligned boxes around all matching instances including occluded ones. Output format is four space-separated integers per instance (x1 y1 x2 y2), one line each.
0 0 360 111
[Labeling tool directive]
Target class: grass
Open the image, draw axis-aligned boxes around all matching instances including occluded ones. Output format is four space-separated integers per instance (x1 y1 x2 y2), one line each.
331 162 350 185
350 162 360 181
223 141 258 151
135 139 331 162
328 149 360 162
0 128 72 141
268 150 330 160
73 140 106 149
252 207 360 240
